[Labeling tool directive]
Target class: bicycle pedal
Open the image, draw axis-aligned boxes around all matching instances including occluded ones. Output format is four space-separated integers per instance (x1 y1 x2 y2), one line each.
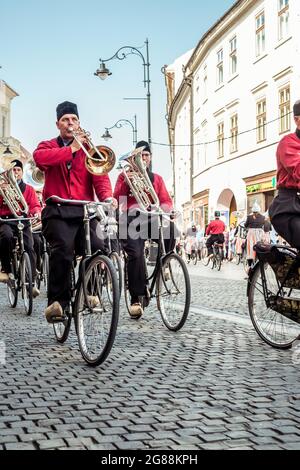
49 315 67 324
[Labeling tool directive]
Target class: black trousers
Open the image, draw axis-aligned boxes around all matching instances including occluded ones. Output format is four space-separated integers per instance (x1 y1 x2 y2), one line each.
0 222 36 278
42 217 105 308
269 189 300 249
206 234 225 256
120 213 176 301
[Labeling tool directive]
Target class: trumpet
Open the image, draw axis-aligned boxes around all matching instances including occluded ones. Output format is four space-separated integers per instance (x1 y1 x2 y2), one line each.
69 126 115 175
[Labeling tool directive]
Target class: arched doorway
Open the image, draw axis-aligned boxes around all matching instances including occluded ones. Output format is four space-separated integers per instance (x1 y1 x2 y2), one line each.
217 189 237 227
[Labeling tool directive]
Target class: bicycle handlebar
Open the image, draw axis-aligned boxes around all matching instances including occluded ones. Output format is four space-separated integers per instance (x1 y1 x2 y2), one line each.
0 216 37 223
46 195 113 210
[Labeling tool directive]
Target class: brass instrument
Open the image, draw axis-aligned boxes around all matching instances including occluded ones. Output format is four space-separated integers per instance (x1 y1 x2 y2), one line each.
0 160 29 217
118 146 160 211
69 126 115 175
23 159 44 190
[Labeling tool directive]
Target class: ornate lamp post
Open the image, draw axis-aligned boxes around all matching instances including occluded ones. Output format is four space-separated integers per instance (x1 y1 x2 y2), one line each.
101 115 137 147
94 39 151 149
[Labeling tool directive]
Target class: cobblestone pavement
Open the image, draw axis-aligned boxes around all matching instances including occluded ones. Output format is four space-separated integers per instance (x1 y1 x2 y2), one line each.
0 262 300 451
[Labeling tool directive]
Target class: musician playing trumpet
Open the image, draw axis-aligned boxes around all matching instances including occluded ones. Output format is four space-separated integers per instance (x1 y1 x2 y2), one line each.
114 140 175 319
33 101 117 323
0 159 41 297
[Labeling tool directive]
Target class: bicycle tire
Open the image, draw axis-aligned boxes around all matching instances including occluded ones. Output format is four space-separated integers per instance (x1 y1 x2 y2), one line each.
75 255 119 366
42 252 49 294
7 256 18 308
248 261 300 349
156 253 191 331
21 252 33 316
109 251 122 297
200 246 210 266
53 306 72 344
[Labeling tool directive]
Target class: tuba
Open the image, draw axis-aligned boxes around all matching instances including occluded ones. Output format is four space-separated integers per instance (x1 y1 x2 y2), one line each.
118 146 159 211
69 126 115 175
0 160 29 217
23 159 44 190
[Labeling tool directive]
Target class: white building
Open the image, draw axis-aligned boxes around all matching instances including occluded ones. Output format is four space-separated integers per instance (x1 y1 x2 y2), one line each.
0 79 30 162
166 0 299 229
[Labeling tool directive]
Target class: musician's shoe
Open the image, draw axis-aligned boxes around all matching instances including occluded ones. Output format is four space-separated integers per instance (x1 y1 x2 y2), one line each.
45 302 63 323
87 295 100 308
32 286 40 298
129 302 143 319
0 272 9 283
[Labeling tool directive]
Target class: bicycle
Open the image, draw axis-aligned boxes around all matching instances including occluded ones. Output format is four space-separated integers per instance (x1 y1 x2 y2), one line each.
48 196 120 367
247 241 300 349
1 216 36 315
33 229 49 294
123 209 191 331
210 242 223 271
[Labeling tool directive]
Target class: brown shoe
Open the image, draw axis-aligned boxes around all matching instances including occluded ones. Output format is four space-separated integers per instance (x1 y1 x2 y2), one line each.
87 295 100 308
0 272 9 283
129 302 143 319
32 286 40 298
45 302 63 323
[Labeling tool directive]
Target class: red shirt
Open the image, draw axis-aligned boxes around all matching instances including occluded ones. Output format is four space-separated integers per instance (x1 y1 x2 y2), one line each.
276 132 300 189
33 138 113 202
0 183 41 217
206 219 225 235
114 172 173 211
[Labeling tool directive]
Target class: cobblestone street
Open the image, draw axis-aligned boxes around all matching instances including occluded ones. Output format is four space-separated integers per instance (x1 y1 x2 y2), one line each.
0 261 300 450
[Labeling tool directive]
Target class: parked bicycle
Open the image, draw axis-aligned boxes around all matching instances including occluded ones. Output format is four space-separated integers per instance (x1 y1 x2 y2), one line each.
1 216 37 315
123 209 191 331
49 196 120 367
247 241 300 349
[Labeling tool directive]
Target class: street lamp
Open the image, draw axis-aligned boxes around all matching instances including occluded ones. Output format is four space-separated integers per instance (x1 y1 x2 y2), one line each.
101 115 137 147
94 39 151 149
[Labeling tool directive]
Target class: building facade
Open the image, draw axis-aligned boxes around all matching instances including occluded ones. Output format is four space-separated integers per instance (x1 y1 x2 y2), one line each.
0 79 30 163
167 0 299 230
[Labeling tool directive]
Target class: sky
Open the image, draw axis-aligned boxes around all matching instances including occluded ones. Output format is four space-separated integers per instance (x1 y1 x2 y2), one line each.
0 0 236 183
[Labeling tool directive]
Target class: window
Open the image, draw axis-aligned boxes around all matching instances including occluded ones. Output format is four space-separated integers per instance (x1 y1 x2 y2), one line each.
217 122 224 158
203 65 208 102
230 114 238 153
256 12 265 57
217 49 223 85
256 99 266 142
279 85 290 133
229 37 237 75
278 0 289 41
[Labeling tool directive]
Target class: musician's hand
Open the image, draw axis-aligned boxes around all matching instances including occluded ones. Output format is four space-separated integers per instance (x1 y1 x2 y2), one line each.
0 182 9 190
32 212 41 220
70 131 88 153
104 197 118 210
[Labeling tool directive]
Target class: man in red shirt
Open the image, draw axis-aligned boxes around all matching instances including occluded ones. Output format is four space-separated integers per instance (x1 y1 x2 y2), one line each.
205 211 225 258
33 101 116 322
0 159 41 297
114 140 174 319
269 100 300 248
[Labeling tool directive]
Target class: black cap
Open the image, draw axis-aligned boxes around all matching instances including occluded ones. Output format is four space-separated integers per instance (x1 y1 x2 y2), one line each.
11 159 23 170
56 101 79 121
293 100 300 116
135 140 151 153
214 211 221 218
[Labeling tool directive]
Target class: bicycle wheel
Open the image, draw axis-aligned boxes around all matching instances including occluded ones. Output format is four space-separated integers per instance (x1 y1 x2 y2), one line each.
193 252 197 265
156 253 191 331
42 252 49 293
200 246 210 266
75 255 119 366
216 253 222 271
53 264 75 343
248 261 300 349
109 251 122 297
21 253 33 316
53 305 72 344
7 256 18 308
124 260 131 316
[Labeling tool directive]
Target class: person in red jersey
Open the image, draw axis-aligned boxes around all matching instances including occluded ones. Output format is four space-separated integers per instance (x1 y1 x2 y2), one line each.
205 211 225 259
269 100 300 248
33 101 116 323
0 159 41 297
114 140 175 319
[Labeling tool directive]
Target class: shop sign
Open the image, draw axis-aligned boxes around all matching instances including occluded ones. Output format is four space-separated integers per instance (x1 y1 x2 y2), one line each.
246 178 276 193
